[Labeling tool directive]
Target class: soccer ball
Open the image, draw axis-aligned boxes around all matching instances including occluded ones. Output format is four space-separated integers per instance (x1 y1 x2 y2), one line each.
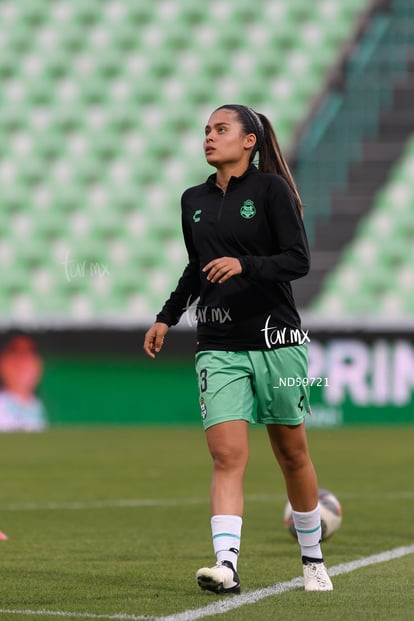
283 487 343 541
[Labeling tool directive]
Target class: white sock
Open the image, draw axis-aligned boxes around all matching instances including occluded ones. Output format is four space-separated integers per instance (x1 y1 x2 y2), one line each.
292 504 323 560
211 515 242 569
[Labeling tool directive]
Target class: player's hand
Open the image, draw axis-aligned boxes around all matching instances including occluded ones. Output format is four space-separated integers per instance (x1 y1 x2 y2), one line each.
202 257 242 284
143 322 169 358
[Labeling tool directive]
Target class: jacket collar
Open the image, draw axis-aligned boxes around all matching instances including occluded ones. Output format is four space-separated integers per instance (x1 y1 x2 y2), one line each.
206 163 258 190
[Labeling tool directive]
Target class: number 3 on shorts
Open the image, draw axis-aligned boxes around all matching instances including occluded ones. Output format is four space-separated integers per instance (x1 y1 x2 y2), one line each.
199 368 208 392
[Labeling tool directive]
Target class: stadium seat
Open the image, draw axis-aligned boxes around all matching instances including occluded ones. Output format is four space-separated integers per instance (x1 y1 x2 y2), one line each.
313 134 414 316
0 0 371 324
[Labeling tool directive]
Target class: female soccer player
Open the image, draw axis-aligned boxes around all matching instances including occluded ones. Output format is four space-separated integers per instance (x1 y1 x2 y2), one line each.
143 104 333 593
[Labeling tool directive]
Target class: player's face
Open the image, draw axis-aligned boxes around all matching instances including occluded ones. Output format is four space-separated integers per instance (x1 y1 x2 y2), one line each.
204 109 255 167
0 340 42 395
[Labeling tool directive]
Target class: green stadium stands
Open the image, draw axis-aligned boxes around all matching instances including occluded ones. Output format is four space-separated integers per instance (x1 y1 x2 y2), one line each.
296 2 414 240
0 0 369 324
312 134 414 316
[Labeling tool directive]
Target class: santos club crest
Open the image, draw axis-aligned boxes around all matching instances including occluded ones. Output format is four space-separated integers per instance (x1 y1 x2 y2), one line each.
240 199 256 219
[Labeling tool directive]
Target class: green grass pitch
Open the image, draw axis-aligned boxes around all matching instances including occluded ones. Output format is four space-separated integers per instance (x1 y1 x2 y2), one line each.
0 426 413 621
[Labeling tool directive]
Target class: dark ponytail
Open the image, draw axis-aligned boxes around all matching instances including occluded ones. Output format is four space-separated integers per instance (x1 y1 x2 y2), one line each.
215 104 304 216
256 112 303 216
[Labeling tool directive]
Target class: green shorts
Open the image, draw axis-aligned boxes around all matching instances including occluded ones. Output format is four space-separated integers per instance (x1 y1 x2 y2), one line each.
195 346 310 431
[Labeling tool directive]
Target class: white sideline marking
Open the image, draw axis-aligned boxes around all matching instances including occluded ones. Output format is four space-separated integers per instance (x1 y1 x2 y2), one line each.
0 491 413 512
0 544 413 620
160 544 414 621
0 497 209 512
0 495 286 512
0 612 149 620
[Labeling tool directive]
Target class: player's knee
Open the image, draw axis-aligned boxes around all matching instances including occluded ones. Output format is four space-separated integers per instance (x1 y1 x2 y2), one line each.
278 447 309 474
210 444 248 472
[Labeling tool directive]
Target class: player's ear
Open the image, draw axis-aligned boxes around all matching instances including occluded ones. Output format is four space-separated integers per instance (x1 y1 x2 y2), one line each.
243 133 256 151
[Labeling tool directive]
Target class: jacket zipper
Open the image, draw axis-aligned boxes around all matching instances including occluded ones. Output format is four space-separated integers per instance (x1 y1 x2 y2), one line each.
217 189 226 222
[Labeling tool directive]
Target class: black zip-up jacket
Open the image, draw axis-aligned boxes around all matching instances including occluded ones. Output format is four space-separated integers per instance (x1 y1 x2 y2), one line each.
156 164 310 351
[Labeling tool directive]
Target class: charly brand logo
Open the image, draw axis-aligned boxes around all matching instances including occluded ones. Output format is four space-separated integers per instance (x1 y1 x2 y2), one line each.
261 315 310 349
240 199 256 219
193 209 202 223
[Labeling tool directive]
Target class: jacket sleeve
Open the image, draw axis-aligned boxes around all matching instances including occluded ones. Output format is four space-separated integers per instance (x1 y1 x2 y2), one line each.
238 176 310 282
155 195 201 326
